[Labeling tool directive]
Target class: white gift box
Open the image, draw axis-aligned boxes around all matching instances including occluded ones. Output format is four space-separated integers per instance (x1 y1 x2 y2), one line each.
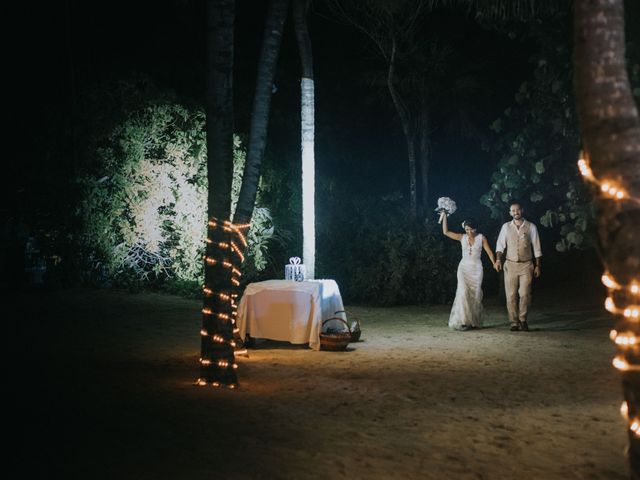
285 257 306 282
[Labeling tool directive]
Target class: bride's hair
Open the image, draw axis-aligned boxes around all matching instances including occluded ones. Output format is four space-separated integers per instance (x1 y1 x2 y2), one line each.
462 218 478 230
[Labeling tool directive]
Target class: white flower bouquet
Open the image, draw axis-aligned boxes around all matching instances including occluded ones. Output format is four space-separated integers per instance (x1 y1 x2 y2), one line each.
435 197 457 224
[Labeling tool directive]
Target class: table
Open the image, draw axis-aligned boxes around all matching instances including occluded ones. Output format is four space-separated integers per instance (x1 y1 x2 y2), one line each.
236 279 347 350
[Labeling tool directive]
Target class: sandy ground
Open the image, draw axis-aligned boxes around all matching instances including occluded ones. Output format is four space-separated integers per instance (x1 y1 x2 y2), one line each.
10 286 629 479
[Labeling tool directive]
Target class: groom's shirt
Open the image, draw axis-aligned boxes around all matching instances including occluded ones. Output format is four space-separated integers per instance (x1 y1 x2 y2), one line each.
496 219 542 262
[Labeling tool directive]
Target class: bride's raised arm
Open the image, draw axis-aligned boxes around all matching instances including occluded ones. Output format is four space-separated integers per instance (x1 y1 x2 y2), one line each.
441 213 463 241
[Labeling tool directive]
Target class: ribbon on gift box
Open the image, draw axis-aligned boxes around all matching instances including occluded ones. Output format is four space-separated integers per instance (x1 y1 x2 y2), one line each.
289 256 301 265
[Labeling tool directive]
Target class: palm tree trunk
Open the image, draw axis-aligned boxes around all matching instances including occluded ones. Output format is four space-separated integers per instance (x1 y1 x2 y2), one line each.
294 0 315 279
574 0 640 474
234 0 290 224
200 0 237 387
387 38 417 219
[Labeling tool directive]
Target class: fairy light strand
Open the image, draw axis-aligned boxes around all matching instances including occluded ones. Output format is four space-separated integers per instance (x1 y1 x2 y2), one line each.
577 152 640 204
197 216 250 388
579 152 640 443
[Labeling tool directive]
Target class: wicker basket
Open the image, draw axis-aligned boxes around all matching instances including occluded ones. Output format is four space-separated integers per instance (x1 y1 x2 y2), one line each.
320 317 352 351
335 310 361 342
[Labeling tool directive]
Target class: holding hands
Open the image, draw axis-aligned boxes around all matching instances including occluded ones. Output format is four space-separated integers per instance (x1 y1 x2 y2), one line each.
492 258 540 277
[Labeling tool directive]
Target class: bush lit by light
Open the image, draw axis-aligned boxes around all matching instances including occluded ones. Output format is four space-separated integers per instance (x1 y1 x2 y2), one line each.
78 102 274 286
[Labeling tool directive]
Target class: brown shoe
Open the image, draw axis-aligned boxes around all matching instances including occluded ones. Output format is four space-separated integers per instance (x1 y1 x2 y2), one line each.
521 322 529 332
510 324 520 331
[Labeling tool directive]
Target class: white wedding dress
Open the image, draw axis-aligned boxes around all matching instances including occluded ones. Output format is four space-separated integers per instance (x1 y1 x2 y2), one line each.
448 233 484 330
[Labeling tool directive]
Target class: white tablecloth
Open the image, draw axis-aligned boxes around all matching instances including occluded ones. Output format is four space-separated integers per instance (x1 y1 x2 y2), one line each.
236 279 346 350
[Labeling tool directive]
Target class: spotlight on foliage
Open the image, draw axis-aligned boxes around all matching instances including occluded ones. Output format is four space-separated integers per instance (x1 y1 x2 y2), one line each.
78 102 274 287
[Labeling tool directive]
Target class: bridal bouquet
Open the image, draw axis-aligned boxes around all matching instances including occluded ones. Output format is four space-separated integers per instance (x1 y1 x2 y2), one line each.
435 197 457 224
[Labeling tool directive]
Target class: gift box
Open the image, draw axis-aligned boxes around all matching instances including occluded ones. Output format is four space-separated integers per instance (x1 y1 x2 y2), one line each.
285 257 306 282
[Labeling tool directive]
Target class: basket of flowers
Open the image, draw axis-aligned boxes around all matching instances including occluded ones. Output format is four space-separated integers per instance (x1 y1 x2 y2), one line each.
320 317 352 351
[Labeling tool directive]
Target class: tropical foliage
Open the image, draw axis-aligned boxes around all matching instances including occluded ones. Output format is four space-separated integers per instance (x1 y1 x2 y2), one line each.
481 19 640 252
78 101 275 288
479 19 591 252
317 187 470 305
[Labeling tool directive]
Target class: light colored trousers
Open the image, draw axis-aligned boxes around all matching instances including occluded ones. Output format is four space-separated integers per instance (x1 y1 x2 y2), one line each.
504 260 533 326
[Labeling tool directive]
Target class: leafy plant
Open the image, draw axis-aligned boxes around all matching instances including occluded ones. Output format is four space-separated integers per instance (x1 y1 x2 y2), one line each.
78 101 274 288
480 19 592 251
316 187 466 305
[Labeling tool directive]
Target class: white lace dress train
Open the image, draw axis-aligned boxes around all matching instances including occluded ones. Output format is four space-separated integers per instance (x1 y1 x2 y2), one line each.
448 233 484 330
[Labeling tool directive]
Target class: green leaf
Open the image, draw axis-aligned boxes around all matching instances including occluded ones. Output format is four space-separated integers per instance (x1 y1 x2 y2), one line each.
535 161 545 174
490 119 503 133
540 210 556 228
530 192 543 202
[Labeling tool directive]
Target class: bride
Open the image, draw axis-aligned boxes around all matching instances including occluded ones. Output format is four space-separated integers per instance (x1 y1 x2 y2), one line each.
441 212 497 331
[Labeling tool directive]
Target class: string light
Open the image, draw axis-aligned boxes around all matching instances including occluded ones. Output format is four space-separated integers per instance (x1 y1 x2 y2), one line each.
604 295 640 319
624 307 640 319
621 401 629 419
216 359 238 369
577 158 594 180
577 151 640 204
610 330 638 347
600 182 627 200
579 154 640 448
602 273 621 290
605 296 616 313
231 241 245 262
224 219 250 229
612 355 640 372
199 216 250 388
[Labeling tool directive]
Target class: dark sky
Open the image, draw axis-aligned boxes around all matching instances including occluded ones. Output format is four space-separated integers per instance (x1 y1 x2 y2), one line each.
11 0 580 221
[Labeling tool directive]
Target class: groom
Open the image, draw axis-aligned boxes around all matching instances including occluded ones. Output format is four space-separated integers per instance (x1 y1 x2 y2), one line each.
494 202 542 331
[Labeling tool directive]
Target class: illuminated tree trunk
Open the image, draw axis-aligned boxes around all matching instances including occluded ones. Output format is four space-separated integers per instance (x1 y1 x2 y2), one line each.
418 107 431 218
294 0 315 279
199 0 237 387
234 0 290 224
388 37 418 220
574 0 640 475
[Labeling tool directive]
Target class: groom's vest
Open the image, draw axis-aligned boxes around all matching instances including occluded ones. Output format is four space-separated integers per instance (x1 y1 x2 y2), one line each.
505 221 533 262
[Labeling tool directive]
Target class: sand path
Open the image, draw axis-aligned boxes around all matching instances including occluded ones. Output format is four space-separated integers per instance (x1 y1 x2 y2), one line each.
12 288 628 479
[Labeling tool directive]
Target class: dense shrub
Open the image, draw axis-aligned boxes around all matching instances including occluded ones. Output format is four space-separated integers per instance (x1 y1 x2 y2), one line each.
481 19 640 252
78 101 275 289
316 190 467 306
